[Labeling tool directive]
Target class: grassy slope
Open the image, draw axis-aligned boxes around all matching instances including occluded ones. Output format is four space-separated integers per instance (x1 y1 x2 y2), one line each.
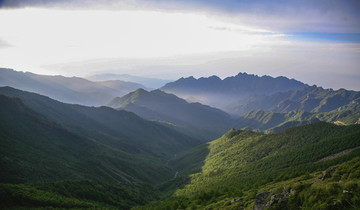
176 122 360 194
234 108 360 133
134 157 360 209
0 180 158 209
134 122 360 209
229 86 360 115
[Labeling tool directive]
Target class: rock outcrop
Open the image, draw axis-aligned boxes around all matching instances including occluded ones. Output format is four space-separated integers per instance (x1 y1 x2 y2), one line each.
253 192 270 210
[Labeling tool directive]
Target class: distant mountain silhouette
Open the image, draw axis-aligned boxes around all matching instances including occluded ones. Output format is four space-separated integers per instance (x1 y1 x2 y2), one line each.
0 68 146 106
88 73 172 89
160 72 307 110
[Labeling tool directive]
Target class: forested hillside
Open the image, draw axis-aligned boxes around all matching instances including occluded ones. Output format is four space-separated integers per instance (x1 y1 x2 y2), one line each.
107 88 234 140
0 87 201 208
228 85 360 115
234 108 360 133
136 122 360 209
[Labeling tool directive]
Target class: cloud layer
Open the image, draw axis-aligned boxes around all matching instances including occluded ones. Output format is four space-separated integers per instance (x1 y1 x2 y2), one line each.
1 0 359 33
0 0 359 90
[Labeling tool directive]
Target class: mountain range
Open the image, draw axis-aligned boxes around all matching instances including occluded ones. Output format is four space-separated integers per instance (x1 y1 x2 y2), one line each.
160 72 308 110
87 73 172 89
0 87 201 184
0 68 147 106
1 68 360 209
105 86 360 136
235 108 360 133
228 85 360 115
106 88 234 140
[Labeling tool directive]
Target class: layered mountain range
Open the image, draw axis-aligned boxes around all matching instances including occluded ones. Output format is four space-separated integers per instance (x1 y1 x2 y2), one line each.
88 73 172 89
107 88 233 140
161 72 308 110
228 85 360 115
1 68 360 209
0 86 200 183
0 68 147 106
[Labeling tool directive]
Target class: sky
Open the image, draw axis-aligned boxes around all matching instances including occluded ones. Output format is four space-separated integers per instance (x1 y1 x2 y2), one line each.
0 0 359 90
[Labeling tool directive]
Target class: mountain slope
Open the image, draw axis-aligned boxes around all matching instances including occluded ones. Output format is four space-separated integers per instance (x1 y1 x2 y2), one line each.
234 108 360 133
96 79 147 92
0 87 201 185
107 88 234 140
173 122 360 195
228 85 360 115
160 72 307 109
0 180 158 209
137 122 360 209
0 94 155 184
0 68 146 106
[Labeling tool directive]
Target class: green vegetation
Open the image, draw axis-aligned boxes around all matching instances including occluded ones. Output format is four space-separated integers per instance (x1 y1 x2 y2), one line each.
174 122 360 195
1 86 360 209
0 88 201 208
135 122 360 209
0 93 194 184
235 108 360 133
0 180 157 209
107 88 233 140
229 85 360 115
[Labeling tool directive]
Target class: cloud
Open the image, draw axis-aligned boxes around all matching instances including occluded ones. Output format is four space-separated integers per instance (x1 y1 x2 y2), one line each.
0 0 141 9
0 38 11 48
0 1 359 90
1 0 359 33
42 42 360 91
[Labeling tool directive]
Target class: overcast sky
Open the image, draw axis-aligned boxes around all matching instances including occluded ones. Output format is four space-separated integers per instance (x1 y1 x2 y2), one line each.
0 0 359 90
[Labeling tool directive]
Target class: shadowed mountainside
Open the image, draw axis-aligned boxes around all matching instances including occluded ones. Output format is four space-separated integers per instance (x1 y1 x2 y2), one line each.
0 87 201 185
106 88 234 140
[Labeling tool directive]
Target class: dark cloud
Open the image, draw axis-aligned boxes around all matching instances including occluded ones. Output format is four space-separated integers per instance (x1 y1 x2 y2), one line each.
1 0 359 33
160 0 360 33
0 0 58 8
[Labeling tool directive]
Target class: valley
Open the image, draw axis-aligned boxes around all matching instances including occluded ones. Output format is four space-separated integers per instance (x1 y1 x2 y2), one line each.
0 69 359 209
1 1 359 209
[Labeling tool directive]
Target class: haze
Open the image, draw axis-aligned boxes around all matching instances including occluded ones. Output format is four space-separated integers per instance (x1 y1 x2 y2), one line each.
0 0 359 90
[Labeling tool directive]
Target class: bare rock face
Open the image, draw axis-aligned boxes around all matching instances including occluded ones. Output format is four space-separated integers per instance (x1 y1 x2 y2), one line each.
318 168 335 181
253 188 292 210
253 192 270 210
265 188 289 208
230 198 242 204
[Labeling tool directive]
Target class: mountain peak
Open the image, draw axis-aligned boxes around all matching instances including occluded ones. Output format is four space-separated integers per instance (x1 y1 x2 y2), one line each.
223 128 243 139
235 72 250 77
161 72 308 110
134 88 148 94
